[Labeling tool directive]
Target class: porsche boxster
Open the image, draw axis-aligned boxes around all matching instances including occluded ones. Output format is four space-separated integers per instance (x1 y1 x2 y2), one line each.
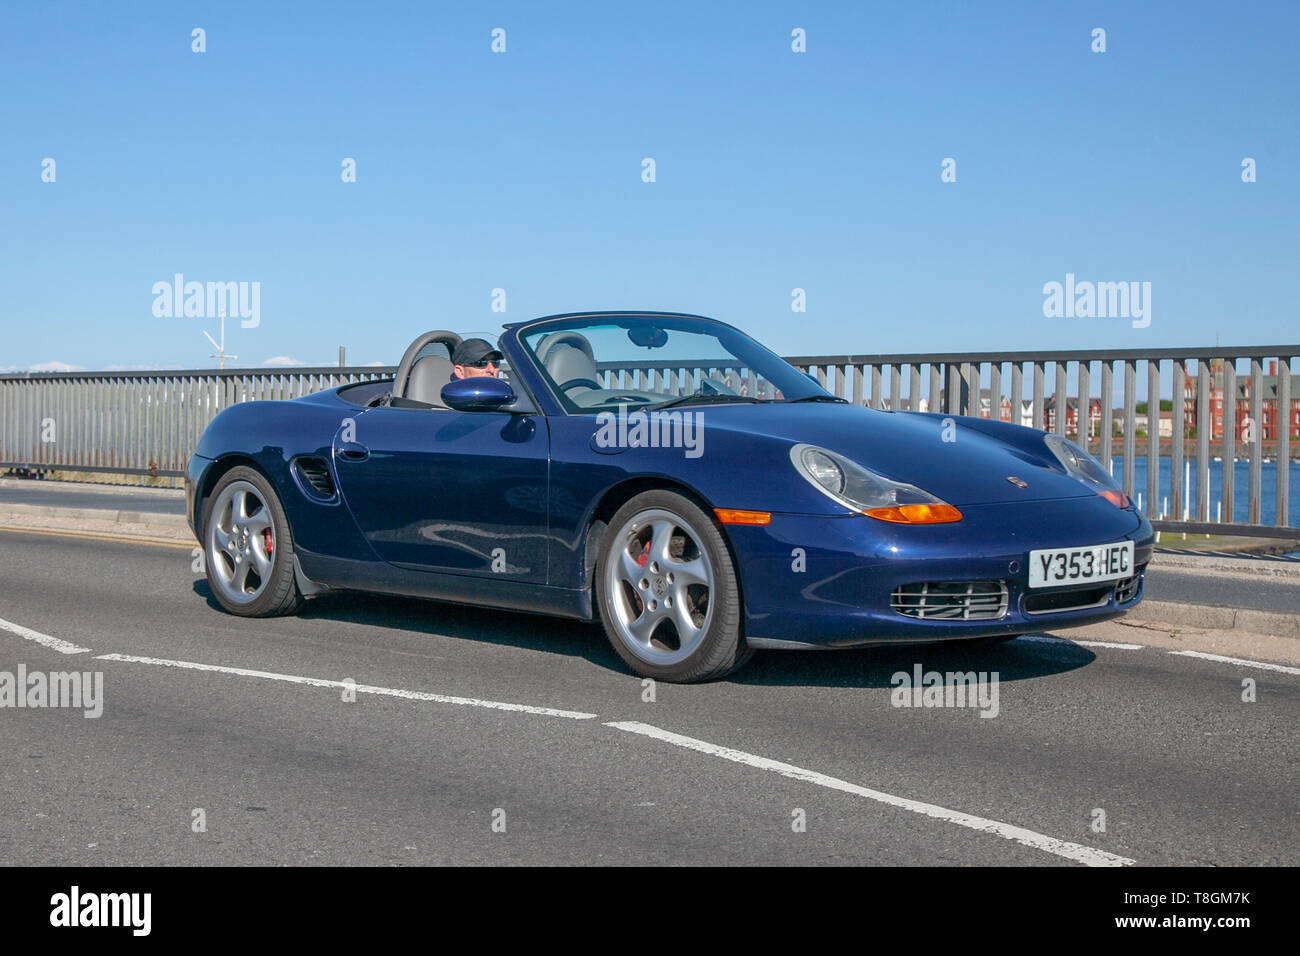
186 311 1152 681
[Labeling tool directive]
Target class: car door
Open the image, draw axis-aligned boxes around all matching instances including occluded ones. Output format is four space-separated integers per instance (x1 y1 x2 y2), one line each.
331 405 550 584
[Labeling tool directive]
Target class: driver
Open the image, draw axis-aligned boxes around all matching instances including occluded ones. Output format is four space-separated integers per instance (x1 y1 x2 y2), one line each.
451 338 503 379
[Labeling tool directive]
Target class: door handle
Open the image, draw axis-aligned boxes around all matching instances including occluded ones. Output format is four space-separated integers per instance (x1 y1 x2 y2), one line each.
337 443 370 462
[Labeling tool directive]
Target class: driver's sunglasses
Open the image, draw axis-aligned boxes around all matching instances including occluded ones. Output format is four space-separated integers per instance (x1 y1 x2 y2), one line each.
468 359 499 369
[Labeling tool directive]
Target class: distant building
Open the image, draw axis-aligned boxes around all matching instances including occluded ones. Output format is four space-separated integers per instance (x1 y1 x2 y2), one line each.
1182 358 1298 439
977 388 1012 421
1045 395 1102 436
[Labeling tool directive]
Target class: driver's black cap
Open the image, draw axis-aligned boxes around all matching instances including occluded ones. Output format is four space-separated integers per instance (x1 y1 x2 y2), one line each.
452 338 503 366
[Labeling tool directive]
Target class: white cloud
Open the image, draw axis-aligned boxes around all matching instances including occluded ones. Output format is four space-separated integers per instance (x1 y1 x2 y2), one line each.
27 361 85 372
263 356 305 367
365 361 387 366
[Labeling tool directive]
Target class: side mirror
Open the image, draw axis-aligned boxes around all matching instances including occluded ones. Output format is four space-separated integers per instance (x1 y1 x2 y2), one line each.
441 376 516 411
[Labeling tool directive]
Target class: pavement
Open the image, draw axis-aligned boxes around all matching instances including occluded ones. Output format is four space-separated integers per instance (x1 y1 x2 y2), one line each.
0 477 186 516
0 477 1298 865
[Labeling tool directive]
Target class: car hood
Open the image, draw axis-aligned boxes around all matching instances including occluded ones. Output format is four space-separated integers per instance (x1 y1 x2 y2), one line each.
697 402 1096 506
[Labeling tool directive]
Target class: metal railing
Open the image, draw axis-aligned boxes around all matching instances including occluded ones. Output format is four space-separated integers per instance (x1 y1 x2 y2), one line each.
1 346 1296 537
0 367 394 478
782 346 1295 538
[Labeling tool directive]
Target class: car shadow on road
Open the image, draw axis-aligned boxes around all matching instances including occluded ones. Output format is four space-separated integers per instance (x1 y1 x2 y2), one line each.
730 638 1096 688
192 580 624 673
193 581 1093 687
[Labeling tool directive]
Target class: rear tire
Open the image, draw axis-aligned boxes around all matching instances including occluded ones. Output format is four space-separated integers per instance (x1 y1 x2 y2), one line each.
596 490 752 682
202 466 302 617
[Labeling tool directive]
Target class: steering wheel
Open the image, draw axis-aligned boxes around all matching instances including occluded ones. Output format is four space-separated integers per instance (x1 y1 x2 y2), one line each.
559 377 602 391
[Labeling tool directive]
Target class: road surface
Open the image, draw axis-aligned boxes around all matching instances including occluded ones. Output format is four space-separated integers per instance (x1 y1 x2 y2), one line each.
1 529 1297 866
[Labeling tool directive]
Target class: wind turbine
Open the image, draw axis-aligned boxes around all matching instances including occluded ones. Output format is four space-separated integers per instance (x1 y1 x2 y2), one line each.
203 306 237 369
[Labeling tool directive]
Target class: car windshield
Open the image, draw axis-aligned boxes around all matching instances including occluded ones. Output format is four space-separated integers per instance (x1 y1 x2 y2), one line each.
520 317 830 414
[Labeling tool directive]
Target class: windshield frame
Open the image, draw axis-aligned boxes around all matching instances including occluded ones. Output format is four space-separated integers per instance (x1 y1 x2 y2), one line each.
505 311 830 417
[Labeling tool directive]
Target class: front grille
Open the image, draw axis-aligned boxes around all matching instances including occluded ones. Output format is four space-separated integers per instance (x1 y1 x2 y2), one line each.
1114 570 1143 604
1024 585 1111 615
891 581 1009 620
294 457 336 500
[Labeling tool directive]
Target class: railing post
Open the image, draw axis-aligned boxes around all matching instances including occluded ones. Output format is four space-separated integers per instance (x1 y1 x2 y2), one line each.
1099 360 1113 475
1032 361 1045 431
1077 360 1091 446
1010 362 1023 427
1170 361 1185 521
1223 359 1236 523
1123 359 1137 500
1054 361 1068 436
1249 357 1263 524
1278 358 1291 527
1196 358 1211 522
1147 359 1160 517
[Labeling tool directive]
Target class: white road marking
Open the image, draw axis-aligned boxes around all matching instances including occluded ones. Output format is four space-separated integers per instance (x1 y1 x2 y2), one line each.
6 603 1278 864
605 720 1135 867
1168 650 1300 676
0 615 92 655
94 653 599 719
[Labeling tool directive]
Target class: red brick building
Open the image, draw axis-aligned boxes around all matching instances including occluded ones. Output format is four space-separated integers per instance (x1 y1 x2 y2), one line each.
1182 359 1298 440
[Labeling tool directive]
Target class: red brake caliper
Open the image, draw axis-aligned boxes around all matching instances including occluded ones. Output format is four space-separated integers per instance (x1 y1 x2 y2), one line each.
630 540 650 612
264 529 273 556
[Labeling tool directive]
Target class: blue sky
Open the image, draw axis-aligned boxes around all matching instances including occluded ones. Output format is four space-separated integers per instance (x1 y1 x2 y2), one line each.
0 0 1296 372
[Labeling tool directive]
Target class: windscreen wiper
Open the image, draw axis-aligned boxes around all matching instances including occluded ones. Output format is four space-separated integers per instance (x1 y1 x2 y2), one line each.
649 394 763 410
783 394 848 404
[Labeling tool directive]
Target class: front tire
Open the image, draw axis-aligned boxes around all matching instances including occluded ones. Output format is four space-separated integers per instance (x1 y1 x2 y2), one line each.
202 466 302 617
596 490 752 682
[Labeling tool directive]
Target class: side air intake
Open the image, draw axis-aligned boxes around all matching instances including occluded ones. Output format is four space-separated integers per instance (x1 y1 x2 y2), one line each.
293 457 337 501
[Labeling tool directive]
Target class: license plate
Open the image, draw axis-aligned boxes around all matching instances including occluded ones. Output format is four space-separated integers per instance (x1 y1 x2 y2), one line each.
1028 541 1134 589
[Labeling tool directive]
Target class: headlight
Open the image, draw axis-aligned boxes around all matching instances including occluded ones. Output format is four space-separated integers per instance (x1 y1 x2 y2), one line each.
1044 434 1131 509
789 444 961 524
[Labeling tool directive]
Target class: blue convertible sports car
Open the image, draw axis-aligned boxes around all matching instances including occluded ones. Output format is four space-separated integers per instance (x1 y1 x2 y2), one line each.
187 311 1153 682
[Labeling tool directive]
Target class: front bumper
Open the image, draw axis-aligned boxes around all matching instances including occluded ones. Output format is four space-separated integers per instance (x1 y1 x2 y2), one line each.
726 496 1153 649
184 454 209 538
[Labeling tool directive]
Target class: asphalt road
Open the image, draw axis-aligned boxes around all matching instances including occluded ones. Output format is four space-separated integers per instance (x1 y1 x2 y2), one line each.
1 529 1297 866
1144 569 1300 614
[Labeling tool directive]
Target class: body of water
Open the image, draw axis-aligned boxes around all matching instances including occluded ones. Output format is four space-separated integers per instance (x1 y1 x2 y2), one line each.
1110 456 1297 527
